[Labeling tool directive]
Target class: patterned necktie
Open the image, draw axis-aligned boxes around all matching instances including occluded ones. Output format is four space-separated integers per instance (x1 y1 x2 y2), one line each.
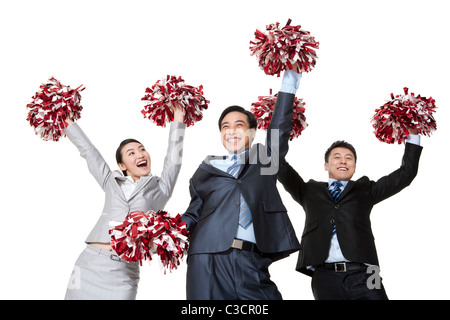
329 180 343 203
226 154 240 178
329 181 343 234
227 154 252 229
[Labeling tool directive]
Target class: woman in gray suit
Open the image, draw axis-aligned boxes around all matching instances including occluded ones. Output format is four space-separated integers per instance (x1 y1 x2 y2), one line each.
63 107 185 299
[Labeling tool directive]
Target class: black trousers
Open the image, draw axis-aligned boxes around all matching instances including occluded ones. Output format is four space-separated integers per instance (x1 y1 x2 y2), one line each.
186 248 282 300
311 266 389 300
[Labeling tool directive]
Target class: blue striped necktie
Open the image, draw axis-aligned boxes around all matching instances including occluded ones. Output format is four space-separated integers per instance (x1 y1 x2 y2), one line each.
227 154 252 229
226 154 241 178
329 180 343 203
329 181 343 233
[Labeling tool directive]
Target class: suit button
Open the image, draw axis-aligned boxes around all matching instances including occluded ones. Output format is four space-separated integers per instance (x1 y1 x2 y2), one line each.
237 179 242 184
235 202 240 207
335 204 340 209
330 219 335 224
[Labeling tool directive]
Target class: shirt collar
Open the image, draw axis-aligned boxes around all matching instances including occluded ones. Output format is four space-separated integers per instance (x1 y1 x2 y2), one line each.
328 178 349 188
227 149 248 163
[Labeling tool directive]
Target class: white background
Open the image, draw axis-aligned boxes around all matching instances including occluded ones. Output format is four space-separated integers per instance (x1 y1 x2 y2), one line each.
0 0 449 300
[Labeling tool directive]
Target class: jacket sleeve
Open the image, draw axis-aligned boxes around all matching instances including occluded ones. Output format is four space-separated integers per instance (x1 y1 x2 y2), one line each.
181 177 203 233
259 92 295 175
370 142 423 204
277 159 306 205
65 122 112 190
158 121 186 198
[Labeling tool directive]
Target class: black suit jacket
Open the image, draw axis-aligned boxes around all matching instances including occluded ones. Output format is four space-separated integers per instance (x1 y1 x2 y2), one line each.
277 143 422 275
182 92 301 261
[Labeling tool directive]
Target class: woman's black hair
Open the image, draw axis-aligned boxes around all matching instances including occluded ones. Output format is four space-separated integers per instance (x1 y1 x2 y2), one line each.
116 138 142 176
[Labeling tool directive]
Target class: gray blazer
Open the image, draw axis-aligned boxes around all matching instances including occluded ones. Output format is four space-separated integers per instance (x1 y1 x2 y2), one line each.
65 121 185 243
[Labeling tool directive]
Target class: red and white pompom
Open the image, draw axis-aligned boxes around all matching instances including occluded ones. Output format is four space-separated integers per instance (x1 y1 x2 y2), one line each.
251 91 308 140
110 211 153 265
146 210 190 273
141 75 209 127
110 210 189 271
250 19 319 76
26 77 84 141
371 87 437 144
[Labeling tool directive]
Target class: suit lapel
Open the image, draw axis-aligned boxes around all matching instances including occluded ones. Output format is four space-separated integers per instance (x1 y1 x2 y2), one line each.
113 172 128 202
200 160 229 177
202 150 250 179
337 180 355 202
128 175 154 200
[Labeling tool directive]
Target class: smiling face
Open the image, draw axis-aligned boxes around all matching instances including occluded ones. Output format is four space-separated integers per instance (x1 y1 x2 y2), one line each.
117 142 151 182
324 147 356 181
220 111 255 154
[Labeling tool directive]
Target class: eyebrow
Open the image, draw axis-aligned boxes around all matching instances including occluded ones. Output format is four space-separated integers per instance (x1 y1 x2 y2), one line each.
333 152 354 158
125 145 144 153
221 119 247 127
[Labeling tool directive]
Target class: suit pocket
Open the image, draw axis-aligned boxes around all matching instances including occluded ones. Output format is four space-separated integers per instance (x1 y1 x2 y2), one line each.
302 220 319 238
262 200 287 214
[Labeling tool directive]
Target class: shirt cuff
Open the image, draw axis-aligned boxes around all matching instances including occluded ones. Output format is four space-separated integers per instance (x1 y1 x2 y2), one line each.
406 134 421 146
280 69 302 94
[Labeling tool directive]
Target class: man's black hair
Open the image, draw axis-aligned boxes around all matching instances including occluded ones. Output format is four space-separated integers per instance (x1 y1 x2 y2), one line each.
324 140 357 163
218 105 257 130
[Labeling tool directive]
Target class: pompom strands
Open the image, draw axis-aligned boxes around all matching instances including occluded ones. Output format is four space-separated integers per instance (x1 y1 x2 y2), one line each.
250 19 319 76
141 75 209 127
251 89 308 140
371 87 437 144
110 210 189 273
26 77 85 141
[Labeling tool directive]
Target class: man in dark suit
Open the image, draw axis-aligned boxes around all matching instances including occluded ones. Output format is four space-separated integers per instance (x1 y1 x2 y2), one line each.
277 131 422 300
181 69 302 300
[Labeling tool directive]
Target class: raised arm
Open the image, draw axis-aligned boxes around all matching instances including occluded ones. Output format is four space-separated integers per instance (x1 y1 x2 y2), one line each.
261 69 301 175
158 104 186 197
370 130 422 204
64 119 112 190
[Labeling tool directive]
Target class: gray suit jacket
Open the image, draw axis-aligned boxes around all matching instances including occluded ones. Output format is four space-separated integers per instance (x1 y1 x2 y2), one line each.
65 121 185 243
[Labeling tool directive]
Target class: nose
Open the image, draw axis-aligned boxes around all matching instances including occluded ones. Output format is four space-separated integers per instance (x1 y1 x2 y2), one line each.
136 150 145 158
226 128 236 135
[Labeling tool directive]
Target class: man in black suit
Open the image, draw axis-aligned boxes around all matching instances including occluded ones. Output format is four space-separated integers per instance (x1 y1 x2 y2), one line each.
181 69 302 299
277 131 422 300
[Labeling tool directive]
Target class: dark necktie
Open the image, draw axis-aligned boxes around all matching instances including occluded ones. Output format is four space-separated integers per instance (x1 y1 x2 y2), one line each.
227 154 252 229
329 180 343 203
329 181 343 233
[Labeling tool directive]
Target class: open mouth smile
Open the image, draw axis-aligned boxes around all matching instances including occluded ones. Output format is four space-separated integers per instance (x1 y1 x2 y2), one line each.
137 160 148 168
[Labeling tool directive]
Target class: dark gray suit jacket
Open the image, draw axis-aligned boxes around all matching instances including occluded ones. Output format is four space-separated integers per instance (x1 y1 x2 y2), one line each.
182 91 301 261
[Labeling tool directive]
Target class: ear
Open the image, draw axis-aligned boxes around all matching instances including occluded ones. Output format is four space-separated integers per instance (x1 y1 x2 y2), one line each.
324 162 329 172
118 162 127 172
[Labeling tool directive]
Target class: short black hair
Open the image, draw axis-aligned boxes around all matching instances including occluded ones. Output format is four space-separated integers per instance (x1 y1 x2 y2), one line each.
218 105 257 131
116 138 142 176
324 140 357 163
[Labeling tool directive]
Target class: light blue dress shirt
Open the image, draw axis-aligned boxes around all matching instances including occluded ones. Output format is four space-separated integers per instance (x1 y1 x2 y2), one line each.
209 70 302 244
324 136 421 264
